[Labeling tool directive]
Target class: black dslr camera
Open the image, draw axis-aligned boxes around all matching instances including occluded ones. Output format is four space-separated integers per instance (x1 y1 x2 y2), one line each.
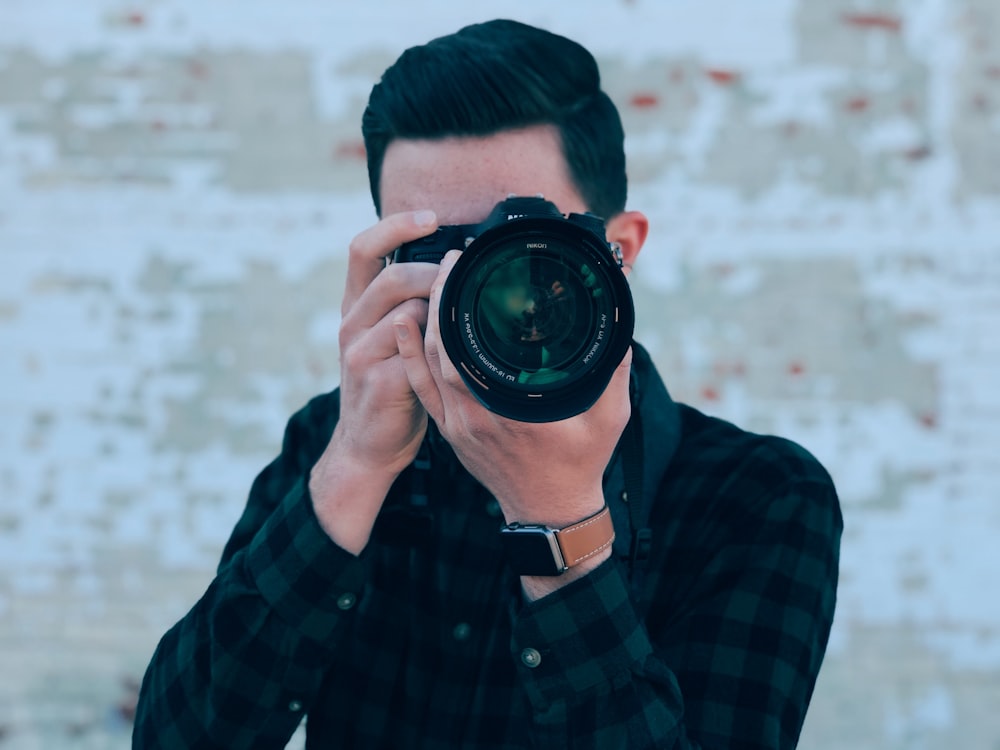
394 196 634 423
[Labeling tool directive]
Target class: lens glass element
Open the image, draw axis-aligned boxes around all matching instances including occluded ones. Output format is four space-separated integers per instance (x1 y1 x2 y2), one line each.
474 247 594 384
453 234 617 391
439 217 634 422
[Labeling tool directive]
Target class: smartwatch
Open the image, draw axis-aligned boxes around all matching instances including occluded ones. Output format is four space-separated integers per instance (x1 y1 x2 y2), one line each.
499 505 615 576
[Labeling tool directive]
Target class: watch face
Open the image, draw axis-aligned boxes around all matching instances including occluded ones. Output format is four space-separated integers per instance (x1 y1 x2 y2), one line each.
499 526 566 576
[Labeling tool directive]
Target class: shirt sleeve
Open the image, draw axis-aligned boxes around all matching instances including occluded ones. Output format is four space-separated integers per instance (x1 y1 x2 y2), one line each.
510 457 842 750
132 396 365 749
511 559 690 748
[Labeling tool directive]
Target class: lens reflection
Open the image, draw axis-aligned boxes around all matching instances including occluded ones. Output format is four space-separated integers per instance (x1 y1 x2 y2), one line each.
475 250 594 376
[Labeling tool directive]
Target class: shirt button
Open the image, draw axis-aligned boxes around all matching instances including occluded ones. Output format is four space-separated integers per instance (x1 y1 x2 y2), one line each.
521 648 542 669
336 592 357 611
452 622 472 642
288 699 304 712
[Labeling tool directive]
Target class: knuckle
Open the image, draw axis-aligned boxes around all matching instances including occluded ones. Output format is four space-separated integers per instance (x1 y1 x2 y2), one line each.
463 417 497 445
398 296 429 322
337 316 356 349
348 214 416 262
440 362 463 388
347 234 369 259
340 344 361 373
339 333 366 371
338 329 351 354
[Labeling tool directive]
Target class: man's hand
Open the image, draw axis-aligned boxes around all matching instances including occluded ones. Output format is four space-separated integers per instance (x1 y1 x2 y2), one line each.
393 251 632 593
309 210 441 555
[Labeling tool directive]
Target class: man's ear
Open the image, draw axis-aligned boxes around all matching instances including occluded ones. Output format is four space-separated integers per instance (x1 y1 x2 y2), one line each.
604 210 648 278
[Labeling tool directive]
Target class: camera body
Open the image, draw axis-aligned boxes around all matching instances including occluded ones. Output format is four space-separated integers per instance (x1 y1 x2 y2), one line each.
395 196 634 423
395 196 612 264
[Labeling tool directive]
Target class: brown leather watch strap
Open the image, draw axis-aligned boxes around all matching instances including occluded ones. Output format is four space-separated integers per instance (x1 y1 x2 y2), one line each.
554 505 615 567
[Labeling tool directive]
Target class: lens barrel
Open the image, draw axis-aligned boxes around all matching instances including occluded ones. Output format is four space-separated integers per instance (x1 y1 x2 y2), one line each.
395 197 634 422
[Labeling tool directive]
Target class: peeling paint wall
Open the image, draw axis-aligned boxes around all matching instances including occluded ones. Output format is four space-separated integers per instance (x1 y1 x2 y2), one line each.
1 1 998 747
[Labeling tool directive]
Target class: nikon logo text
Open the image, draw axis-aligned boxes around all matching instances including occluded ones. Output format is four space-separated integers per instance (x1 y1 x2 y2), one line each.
526 243 548 249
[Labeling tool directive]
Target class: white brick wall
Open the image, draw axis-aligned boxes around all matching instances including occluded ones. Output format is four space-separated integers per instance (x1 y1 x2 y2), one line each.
1 1 998 747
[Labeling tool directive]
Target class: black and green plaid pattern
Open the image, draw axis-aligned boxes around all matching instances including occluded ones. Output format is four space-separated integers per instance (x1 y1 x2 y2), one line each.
134 345 842 749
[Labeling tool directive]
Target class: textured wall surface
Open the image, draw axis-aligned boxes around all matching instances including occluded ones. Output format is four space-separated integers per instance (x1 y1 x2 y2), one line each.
1 1 999 748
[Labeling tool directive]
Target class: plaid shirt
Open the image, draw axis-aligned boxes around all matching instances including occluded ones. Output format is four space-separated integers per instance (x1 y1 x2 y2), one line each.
134 344 842 749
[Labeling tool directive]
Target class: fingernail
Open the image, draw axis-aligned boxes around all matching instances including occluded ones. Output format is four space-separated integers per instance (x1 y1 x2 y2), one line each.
413 210 436 228
393 321 409 340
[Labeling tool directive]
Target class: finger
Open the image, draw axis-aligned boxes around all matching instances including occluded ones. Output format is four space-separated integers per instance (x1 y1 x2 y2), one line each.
587 346 634 425
393 315 446 427
616 345 634 377
601 346 634 399
424 250 464 385
343 210 437 314
341 262 439 337
341 296 429 373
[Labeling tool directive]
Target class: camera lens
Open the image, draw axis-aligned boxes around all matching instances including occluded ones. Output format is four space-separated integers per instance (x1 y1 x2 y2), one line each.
474 246 592 380
439 217 633 422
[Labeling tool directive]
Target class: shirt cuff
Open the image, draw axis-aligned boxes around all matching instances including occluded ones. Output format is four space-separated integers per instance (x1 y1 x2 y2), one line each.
510 558 654 709
244 477 366 645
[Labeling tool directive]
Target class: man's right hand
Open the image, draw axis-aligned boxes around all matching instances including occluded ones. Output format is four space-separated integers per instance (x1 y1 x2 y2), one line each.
308 210 440 555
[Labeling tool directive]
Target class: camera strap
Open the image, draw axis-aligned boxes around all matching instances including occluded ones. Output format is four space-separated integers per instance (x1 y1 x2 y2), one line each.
621 384 652 600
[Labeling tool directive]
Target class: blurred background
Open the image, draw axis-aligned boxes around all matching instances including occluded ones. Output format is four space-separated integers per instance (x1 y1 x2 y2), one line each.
1 1 998 747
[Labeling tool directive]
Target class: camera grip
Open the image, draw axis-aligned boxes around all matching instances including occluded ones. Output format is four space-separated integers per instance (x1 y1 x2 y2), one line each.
394 224 475 264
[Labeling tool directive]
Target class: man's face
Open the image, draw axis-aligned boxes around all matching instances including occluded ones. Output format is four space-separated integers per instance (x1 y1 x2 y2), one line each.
378 124 587 226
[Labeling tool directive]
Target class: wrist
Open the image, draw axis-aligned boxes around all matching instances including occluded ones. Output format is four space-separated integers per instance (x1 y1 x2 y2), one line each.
500 504 615 598
309 445 399 555
497 486 606 530
520 546 612 600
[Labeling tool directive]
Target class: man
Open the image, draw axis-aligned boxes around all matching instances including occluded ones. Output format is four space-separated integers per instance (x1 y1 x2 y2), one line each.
134 19 842 749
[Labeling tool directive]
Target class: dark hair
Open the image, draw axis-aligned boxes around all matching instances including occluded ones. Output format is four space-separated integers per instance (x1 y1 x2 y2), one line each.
362 19 627 220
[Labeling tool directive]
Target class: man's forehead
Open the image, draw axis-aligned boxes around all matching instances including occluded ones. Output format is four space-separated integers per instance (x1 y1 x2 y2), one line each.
378 126 585 224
